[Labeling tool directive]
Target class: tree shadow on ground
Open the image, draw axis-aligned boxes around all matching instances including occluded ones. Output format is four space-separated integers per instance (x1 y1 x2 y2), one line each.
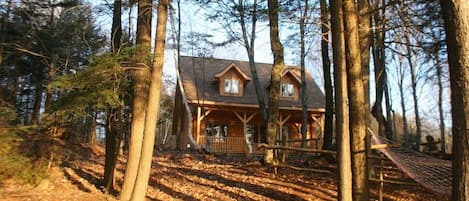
168 165 308 201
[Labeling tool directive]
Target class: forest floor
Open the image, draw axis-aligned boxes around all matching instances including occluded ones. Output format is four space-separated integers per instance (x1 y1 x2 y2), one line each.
0 138 449 201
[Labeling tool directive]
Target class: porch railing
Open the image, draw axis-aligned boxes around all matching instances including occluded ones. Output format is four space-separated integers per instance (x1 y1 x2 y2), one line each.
198 136 246 154
197 136 323 155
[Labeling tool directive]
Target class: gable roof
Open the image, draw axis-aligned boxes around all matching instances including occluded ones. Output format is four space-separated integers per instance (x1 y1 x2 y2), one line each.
282 68 302 85
178 56 325 111
214 63 252 81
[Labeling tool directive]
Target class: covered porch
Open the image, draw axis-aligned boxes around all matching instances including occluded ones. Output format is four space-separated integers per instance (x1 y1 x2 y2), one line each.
191 105 324 155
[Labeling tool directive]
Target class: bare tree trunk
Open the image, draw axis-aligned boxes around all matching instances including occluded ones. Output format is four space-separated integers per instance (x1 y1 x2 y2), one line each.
111 0 122 54
398 3 421 149
87 111 97 145
103 108 123 192
405 34 422 149
397 57 409 146
343 0 368 200
440 1 469 200
44 54 58 115
129 1 169 200
384 83 393 140
0 0 12 67
320 0 334 151
239 0 268 122
265 0 284 165
371 0 387 139
300 0 309 148
32 82 43 125
434 29 446 154
330 0 352 199
358 0 371 129
103 0 122 193
120 0 152 200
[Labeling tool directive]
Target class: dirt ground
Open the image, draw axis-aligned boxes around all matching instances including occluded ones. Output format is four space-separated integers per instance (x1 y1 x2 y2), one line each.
0 145 449 201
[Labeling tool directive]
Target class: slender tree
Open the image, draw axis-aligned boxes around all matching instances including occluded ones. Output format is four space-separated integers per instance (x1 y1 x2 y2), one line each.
265 0 284 165
358 0 371 129
120 0 152 200
320 0 334 151
330 0 352 199
370 0 388 139
103 0 122 193
343 0 368 199
130 0 169 200
238 0 268 122
300 0 309 148
395 53 410 146
440 1 469 200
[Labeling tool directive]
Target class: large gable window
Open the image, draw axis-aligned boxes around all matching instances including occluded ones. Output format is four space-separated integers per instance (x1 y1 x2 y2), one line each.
281 82 294 97
224 79 239 94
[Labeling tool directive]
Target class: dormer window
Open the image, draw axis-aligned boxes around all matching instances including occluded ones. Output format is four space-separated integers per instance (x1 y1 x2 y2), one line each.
281 82 294 97
224 79 239 94
215 63 251 97
279 68 302 100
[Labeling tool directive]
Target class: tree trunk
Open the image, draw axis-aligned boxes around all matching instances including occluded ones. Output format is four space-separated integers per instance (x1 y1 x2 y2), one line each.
239 0 268 122
398 3 421 148
111 0 122 54
330 0 352 199
343 0 368 200
358 0 371 129
103 0 122 193
405 33 422 149
32 82 43 125
129 1 169 200
44 54 58 115
103 109 122 192
434 29 446 154
384 83 393 140
265 0 284 165
371 0 387 139
120 0 152 200
440 1 469 200
0 0 12 67
87 112 97 145
397 58 409 146
300 0 310 148
320 0 334 151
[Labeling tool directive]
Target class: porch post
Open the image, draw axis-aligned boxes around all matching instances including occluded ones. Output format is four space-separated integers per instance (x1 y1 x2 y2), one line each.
278 113 291 163
197 106 201 144
234 111 256 156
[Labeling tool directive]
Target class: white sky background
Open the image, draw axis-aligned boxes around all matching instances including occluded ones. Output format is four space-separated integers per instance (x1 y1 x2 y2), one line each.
89 0 452 139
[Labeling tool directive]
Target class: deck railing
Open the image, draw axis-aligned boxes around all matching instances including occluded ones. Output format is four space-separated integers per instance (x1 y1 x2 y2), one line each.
198 136 246 154
198 136 323 155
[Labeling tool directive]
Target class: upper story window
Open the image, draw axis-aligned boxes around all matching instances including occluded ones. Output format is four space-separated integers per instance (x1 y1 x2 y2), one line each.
224 79 239 94
215 63 251 97
281 82 294 97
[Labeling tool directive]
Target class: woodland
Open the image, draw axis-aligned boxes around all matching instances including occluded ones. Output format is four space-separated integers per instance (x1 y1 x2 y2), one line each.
0 0 468 201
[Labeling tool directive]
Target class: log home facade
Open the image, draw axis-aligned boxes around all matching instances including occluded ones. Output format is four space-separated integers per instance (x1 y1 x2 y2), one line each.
173 56 325 155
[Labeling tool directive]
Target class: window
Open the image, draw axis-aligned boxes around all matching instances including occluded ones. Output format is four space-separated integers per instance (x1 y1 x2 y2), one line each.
205 123 227 142
224 79 239 94
281 83 294 97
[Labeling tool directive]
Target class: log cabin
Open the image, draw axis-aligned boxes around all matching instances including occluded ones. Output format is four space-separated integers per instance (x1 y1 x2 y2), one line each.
172 56 326 155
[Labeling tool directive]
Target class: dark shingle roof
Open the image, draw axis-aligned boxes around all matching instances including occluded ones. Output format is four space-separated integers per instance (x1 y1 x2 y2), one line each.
179 56 325 111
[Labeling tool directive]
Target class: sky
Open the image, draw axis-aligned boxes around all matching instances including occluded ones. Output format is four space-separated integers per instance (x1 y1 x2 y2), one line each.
88 0 452 140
